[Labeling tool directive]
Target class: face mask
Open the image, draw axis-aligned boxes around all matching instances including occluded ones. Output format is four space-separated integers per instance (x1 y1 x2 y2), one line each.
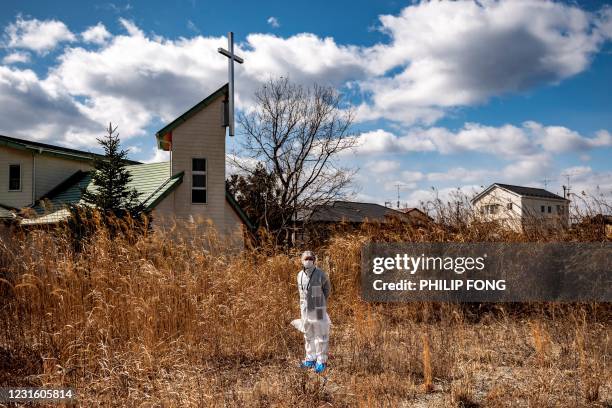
302 260 314 269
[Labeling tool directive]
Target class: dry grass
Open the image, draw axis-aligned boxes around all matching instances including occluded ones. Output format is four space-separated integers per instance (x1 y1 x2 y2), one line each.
0 211 610 407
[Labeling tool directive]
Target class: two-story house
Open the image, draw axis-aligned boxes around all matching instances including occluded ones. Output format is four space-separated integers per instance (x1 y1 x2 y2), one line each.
471 183 570 231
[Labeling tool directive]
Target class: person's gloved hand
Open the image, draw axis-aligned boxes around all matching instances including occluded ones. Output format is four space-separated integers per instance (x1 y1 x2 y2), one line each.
314 362 326 373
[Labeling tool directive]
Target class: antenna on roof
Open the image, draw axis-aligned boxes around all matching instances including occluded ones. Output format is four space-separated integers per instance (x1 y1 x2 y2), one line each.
541 176 554 190
561 173 572 198
394 184 411 209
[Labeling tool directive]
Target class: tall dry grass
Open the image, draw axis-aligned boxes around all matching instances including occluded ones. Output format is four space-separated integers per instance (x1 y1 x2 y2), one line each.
0 209 610 407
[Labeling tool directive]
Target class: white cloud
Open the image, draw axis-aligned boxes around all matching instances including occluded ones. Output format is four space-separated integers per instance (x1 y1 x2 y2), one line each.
82 23 111 45
2 51 30 64
0 3 610 151
5 17 75 54
357 0 612 124
352 122 610 158
427 167 490 183
366 159 400 174
267 17 280 28
143 147 169 163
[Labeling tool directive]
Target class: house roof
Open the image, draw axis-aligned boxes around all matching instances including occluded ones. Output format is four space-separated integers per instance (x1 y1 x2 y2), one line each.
0 134 140 164
0 203 16 220
155 83 228 151
472 183 568 203
300 200 409 223
24 162 183 225
22 161 254 229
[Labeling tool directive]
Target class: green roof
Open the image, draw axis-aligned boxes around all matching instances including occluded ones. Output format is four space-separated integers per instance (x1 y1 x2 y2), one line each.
155 83 228 148
24 161 254 229
0 203 16 220
28 162 182 223
0 134 140 164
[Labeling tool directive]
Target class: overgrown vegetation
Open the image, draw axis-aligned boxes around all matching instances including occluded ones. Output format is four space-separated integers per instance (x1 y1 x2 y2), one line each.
0 201 609 406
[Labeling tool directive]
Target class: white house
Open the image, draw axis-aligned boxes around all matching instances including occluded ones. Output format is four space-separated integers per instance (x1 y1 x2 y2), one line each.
0 83 254 243
471 183 570 231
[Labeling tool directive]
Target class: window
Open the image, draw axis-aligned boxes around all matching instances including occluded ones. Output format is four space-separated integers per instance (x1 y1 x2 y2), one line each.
8 164 20 191
191 158 206 203
506 203 513 210
547 206 552 213
541 205 545 213
556 205 561 213
483 204 500 215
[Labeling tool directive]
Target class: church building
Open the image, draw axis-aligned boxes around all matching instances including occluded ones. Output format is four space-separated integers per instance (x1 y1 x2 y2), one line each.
0 83 254 242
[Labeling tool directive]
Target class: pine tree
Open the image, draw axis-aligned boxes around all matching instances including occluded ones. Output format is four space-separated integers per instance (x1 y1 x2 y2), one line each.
81 123 142 216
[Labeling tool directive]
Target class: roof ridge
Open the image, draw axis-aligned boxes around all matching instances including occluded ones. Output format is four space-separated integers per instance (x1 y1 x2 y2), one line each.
0 134 140 164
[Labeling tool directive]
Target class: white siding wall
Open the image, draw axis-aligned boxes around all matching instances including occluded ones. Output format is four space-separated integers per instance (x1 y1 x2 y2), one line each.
0 145 94 209
170 95 228 231
34 154 92 199
473 186 523 231
0 146 33 208
474 186 570 231
521 197 569 227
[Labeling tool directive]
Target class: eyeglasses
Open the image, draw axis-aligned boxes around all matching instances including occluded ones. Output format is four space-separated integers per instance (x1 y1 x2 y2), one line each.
304 256 315 261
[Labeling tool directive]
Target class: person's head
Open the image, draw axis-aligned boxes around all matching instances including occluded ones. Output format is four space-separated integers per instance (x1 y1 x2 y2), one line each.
301 251 316 270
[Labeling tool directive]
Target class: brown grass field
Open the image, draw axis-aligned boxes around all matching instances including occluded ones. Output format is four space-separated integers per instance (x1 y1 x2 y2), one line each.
0 208 610 407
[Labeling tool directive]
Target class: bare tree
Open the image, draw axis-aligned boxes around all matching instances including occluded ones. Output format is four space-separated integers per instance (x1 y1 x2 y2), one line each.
234 77 356 244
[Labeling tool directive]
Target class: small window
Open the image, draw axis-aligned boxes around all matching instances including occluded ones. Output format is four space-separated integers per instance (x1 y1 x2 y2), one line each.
541 205 545 213
547 206 551 213
556 205 561 213
192 158 207 204
9 164 20 191
506 203 513 210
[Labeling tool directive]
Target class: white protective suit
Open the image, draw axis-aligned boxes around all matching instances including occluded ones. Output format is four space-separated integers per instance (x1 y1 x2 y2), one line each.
292 262 331 364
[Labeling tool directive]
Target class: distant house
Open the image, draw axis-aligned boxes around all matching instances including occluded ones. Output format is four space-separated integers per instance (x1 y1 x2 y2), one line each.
0 83 254 243
398 207 432 224
471 183 570 231
297 200 421 242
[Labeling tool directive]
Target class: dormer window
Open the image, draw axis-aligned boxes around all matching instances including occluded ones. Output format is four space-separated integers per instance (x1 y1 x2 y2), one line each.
8 164 21 191
191 158 207 204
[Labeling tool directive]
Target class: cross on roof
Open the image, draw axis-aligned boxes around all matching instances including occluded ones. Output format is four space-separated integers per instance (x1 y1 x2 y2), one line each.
218 32 243 136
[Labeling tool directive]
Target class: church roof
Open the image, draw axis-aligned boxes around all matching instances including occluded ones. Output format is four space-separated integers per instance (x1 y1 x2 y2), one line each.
155 83 228 151
23 162 183 225
0 203 16 220
21 161 254 229
0 134 140 164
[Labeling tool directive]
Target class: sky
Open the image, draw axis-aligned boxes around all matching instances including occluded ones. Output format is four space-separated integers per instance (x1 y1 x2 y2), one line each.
1 0 611 207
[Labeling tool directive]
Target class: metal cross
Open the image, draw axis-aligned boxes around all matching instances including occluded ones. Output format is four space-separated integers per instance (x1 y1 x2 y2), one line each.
218 32 243 136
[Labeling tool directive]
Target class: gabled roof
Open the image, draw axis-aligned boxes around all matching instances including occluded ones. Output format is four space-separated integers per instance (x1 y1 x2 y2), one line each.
300 200 409 223
472 183 568 203
22 161 254 229
0 134 140 164
155 83 228 150
25 162 183 224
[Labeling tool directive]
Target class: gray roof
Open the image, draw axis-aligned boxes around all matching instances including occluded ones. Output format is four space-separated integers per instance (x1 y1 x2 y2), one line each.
301 201 409 223
495 183 567 200
472 183 568 203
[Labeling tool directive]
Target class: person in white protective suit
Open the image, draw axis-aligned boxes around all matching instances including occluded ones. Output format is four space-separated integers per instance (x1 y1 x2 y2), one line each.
293 250 331 374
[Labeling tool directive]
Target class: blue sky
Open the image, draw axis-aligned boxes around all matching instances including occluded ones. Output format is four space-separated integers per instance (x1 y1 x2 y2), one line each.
1 0 611 206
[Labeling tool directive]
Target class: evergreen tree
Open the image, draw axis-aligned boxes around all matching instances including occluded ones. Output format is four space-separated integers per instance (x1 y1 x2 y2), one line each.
81 123 141 216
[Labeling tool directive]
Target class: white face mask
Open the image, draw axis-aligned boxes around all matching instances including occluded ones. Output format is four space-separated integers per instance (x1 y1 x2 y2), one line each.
302 260 314 269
